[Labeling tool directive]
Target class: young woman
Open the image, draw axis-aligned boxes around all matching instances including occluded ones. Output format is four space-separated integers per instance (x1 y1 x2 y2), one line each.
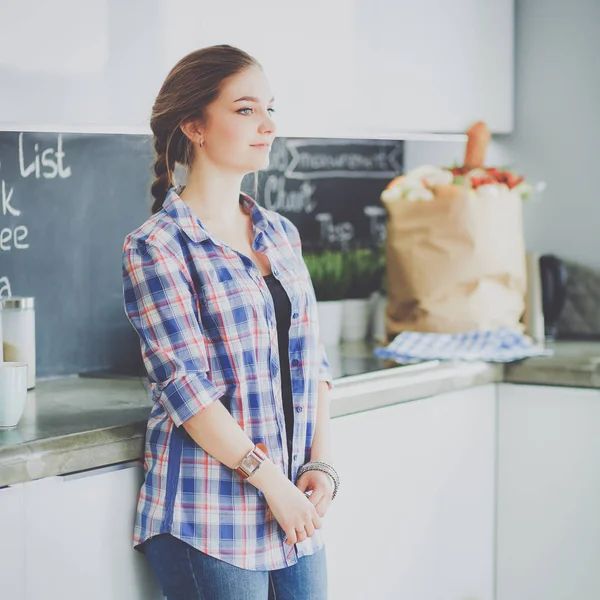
122 45 339 600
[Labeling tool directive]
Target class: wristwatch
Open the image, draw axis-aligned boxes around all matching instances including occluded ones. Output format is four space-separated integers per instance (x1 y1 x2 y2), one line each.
234 443 268 480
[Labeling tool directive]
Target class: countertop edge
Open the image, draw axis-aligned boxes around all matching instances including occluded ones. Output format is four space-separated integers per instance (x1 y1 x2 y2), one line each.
0 424 146 487
331 362 502 418
504 364 600 388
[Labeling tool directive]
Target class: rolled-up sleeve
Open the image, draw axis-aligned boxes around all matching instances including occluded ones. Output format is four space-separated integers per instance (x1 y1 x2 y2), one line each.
280 216 334 391
317 343 334 391
122 240 224 427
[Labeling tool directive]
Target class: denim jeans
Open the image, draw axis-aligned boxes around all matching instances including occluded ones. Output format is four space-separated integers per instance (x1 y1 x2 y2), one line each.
142 533 328 600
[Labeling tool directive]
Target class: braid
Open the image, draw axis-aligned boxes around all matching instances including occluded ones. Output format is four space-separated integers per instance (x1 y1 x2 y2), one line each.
150 130 184 214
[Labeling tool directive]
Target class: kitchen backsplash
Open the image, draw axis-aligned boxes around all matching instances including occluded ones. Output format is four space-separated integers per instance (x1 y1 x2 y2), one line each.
0 131 402 377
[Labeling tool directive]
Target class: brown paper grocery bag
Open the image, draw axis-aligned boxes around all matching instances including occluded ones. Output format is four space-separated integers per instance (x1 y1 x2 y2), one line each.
382 184 527 338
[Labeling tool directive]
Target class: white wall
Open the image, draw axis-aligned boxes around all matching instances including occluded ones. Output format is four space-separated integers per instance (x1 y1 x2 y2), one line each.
405 0 600 270
506 0 600 269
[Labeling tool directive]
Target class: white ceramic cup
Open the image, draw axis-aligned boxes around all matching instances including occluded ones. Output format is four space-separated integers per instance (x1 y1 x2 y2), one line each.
0 361 28 428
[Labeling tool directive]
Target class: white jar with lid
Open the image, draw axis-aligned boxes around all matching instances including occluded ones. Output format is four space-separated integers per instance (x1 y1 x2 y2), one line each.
1 296 36 389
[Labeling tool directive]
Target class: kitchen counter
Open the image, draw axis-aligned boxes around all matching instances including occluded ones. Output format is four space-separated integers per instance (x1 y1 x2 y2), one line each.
0 376 150 487
504 340 600 388
1 340 598 487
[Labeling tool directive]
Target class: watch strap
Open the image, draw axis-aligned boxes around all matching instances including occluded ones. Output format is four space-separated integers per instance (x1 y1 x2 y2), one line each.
234 443 268 480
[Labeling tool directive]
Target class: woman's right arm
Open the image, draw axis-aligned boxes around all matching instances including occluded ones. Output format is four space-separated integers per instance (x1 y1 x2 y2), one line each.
122 239 320 545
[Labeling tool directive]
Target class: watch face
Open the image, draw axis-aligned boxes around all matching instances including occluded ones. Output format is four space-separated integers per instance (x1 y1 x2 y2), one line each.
241 456 256 472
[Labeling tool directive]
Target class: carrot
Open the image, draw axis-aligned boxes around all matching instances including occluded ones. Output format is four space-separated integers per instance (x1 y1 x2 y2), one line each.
464 121 491 170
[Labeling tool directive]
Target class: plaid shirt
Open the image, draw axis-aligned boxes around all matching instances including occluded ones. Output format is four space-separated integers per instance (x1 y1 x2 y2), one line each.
122 185 333 571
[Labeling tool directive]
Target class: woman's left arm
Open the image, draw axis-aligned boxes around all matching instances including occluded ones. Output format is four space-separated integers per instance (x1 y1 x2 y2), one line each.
295 380 336 517
310 380 333 464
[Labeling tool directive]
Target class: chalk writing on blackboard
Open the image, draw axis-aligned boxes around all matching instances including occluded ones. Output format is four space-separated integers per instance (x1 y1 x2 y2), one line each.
0 276 11 297
0 132 72 253
285 139 402 180
18 132 72 180
250 138 400 247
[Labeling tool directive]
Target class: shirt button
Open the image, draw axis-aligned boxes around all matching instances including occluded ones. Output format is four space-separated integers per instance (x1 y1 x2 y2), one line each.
296 406 303 413
293 455 298 461
292 312 299 319
291 359 299 366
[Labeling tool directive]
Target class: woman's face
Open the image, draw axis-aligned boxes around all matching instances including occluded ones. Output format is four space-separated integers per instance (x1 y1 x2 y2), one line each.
202 65 276 174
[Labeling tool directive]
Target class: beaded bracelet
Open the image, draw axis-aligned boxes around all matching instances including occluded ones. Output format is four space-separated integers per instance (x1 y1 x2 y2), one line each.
296 461 340 500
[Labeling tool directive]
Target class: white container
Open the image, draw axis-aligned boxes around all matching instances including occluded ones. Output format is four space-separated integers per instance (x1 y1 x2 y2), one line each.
371 292 388 343
1 297 36 389
317 300 343 346
0 361 28 428
341 297 371 342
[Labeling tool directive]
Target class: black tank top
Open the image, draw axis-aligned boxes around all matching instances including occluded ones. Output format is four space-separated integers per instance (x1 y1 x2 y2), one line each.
262 273 295 480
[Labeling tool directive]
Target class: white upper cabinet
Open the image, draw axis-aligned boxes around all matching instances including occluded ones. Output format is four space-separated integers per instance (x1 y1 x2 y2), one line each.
0 0 513 136
0 1 165 134
351 0 514 135
168 0 358 139
167 0 515 137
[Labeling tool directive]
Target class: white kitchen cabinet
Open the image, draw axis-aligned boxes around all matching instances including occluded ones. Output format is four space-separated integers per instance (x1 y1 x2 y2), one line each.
23 461 162 600
0 483 26 600
168 0 358 139
497 383 600 600
171 0 514 138
2 0 513 136
324 384 496 600
0 2 164 134
351 0 514 135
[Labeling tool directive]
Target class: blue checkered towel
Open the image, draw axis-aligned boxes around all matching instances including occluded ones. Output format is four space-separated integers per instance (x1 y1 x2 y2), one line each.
373 327 553 363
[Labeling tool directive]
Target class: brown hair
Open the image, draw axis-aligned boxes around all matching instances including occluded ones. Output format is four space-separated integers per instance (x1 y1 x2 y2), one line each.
149 45 260 214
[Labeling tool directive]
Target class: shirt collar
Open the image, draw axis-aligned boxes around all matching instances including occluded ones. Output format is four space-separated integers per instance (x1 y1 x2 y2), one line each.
163 185 270 243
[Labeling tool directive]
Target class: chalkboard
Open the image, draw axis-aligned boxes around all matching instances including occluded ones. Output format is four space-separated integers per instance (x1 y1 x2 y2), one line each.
0 131 403 378
242 138 403 251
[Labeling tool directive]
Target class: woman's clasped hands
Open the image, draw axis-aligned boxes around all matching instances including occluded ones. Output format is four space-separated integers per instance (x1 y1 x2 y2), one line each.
262 469 334 546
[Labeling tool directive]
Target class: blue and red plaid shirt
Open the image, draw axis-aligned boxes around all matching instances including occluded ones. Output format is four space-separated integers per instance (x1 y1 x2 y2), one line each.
122 185 333 571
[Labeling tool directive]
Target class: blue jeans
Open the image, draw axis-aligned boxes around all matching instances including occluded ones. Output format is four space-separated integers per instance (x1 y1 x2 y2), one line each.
142 533 328 600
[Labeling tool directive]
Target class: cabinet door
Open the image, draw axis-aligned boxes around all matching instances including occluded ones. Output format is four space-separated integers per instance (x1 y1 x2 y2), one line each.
325 384 496 600
353 0 514 135
2 1 513 136
167 0 356 139
497 384 600 600
23 462 162 600
0 483 25 600
166 0 513 138
0 3 165 133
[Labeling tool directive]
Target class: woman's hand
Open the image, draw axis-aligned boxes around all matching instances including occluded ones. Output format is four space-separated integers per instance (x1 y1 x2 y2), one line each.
262 478 322 546
295 470 334 519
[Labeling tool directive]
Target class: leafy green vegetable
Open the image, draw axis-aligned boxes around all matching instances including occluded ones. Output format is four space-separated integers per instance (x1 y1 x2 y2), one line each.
303 245 386 301
302 250 350 301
